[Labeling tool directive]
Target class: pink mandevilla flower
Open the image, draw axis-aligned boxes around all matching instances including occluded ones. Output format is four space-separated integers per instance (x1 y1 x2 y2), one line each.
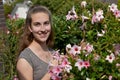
91 10 104 24
51 66 62 76
108 75 113 80
61 58 72 73
91 14 97 24
70 44 81 56
84 43 94 53
61 58 71 67
106 53 115 63
66 6 78 20
96 10 104 21
113 10 120 18
64 64 72 73
75 59 84 71
109 3 118 13
83 61 90 68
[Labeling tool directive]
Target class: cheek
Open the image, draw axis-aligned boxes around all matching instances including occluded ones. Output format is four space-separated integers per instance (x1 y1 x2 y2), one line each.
46 26 51 32
31 27 39 32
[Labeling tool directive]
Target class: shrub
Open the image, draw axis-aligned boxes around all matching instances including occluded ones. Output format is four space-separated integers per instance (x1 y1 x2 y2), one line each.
0 15 24 79
49 0 120 79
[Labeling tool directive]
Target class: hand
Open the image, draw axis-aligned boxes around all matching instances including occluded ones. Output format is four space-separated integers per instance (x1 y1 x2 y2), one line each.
49 58 58 67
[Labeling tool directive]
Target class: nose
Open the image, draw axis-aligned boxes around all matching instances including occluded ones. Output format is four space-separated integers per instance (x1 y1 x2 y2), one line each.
40 24 46 31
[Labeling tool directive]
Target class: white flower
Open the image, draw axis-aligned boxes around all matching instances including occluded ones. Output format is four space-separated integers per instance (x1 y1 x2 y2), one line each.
86 78 91 80
81 1 87 8
96 10 104 21
71 45 81 55
84 43 94 53
109 3 118 12
66 44 72 49
64 65 72 73
66 6 78 20
106 53 115 63
109 75 112 80
97 30 105 37
97 31 104 37
102 30 105 34
81 15 89 22
91 10 104 24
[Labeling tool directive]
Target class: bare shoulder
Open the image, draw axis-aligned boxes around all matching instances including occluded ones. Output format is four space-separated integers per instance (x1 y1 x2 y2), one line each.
17 58 33 80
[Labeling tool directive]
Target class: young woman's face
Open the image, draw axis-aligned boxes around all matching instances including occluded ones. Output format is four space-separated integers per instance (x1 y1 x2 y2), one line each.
30 12 51 43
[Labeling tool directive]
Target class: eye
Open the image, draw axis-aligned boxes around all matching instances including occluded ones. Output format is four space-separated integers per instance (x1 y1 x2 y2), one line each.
33 22 41 27
44 21 50 26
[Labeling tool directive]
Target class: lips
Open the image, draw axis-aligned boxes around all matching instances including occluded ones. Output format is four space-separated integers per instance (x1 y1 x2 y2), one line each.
38 31 48 34
38 31 49 38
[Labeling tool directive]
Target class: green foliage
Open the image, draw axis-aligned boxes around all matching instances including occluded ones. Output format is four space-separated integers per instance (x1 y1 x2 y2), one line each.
0 18 24 79
118 0 120 9
53 15 83 52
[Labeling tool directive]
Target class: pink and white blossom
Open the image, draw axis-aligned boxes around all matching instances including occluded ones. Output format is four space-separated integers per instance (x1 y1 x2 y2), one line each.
81 1 87 8
113 10 120 18
61 58 71 67
91 10 104 24
84 61 90 68
91 14 97 24
51 66 62 76
106 53 115 63
108 75 112 80
84 43 94 53
69 45 81 56
109 3 118 12
66 6 78 20
64 64 72 73
81 15 89 22
75 59 84 71
116 63 120 67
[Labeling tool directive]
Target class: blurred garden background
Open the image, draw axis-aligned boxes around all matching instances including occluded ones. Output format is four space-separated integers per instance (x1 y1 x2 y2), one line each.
0 0 120 79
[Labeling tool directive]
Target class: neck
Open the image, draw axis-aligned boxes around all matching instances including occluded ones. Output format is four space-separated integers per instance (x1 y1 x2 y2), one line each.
28 40 48 52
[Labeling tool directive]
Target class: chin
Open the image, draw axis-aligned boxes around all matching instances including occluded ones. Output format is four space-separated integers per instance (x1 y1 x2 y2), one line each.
35 38 48 43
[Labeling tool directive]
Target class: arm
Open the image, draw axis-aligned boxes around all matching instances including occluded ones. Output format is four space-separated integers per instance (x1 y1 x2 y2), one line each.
17 58 33 80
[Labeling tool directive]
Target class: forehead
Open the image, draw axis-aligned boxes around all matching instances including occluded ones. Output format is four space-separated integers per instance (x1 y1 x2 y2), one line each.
31 12 49 22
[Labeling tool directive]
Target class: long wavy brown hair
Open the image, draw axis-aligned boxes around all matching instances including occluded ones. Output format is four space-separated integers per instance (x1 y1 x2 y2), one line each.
18 5 54 54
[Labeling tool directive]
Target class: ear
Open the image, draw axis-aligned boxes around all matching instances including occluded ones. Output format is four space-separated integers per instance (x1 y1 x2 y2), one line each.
28 26 32 32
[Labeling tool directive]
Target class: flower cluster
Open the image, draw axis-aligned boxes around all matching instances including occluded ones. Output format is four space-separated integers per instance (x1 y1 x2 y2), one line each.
49 1 120 80
49 41 94 80
109 3 120 18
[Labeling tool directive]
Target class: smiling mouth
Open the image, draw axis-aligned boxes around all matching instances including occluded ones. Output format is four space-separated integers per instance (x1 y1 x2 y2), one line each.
38 31 48 34
38 32 48 38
